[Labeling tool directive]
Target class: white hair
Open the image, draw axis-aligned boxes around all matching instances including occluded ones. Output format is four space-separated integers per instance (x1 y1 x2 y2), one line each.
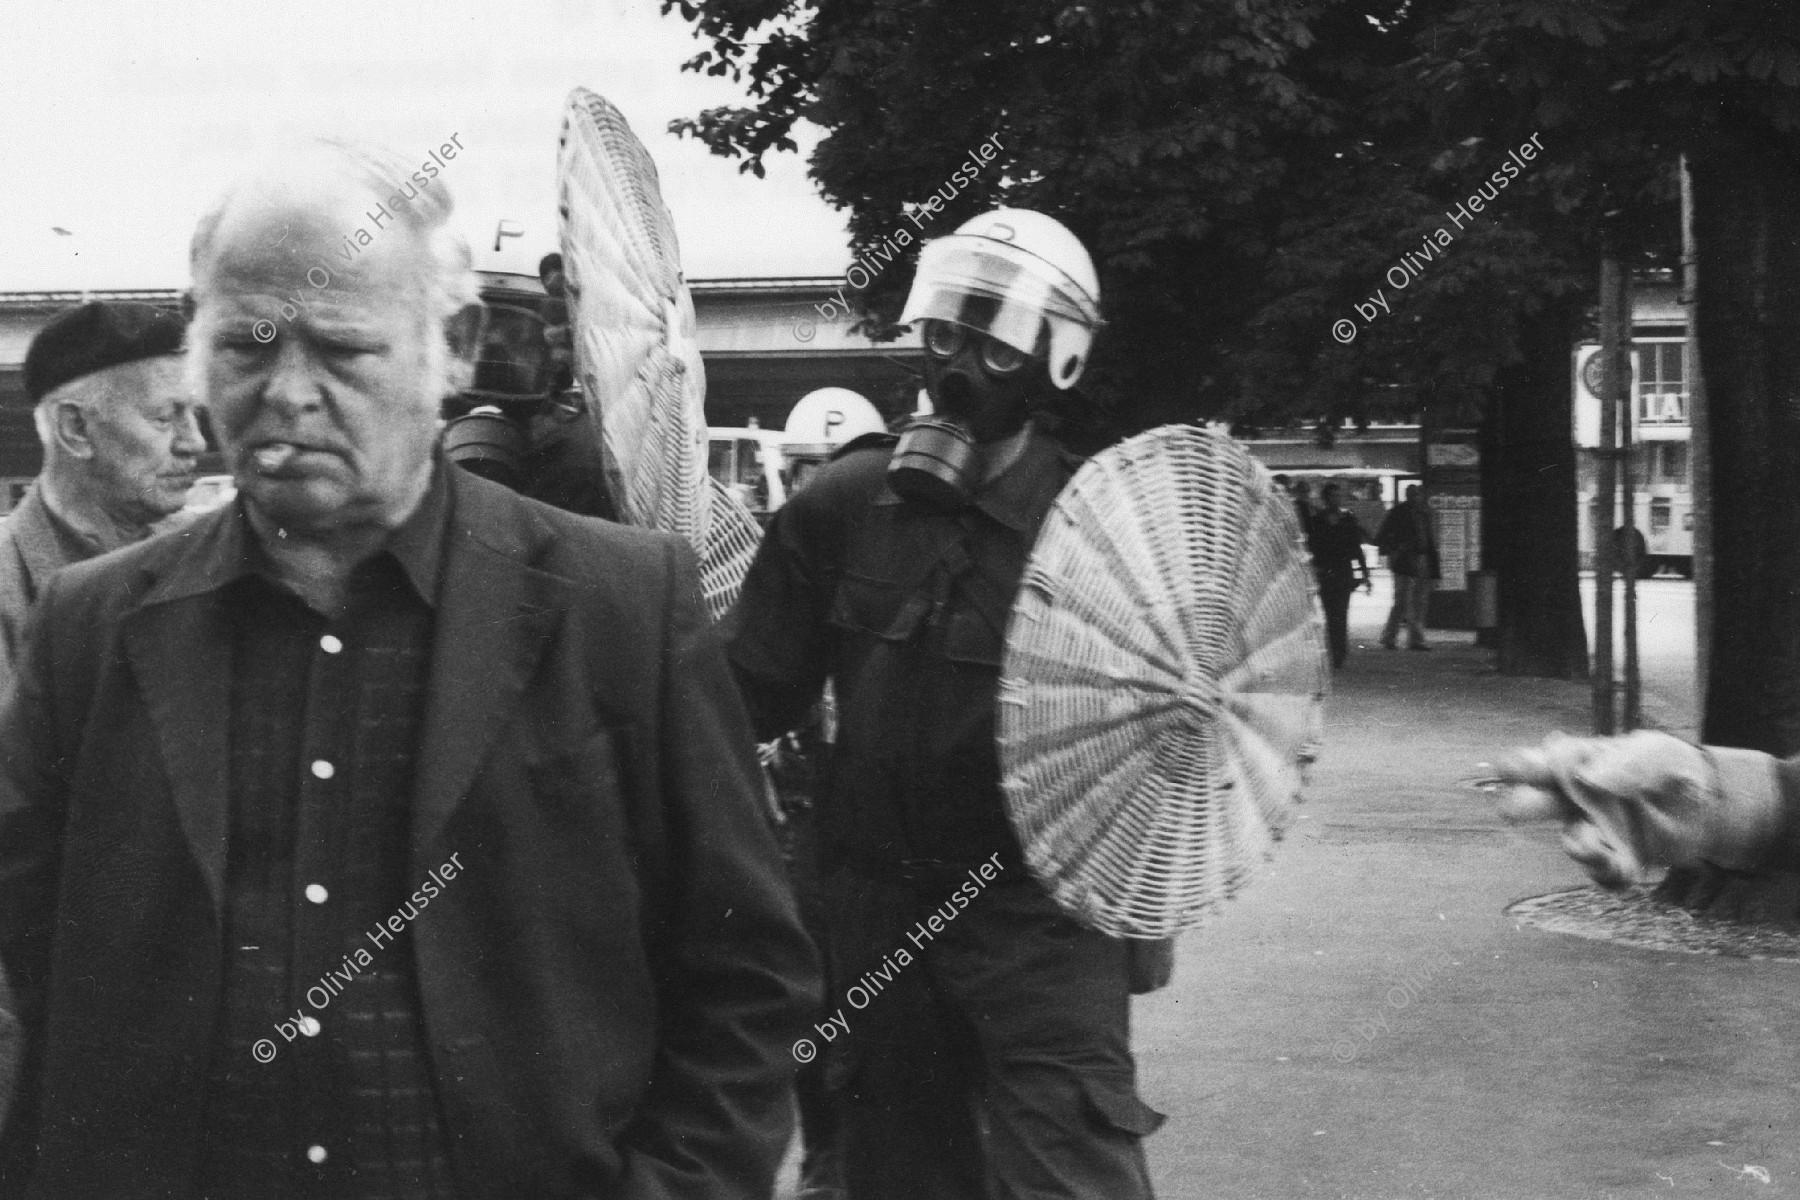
187 137 480 397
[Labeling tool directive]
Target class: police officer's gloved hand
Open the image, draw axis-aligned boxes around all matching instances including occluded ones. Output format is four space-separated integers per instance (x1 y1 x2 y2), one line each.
1490 730 1783 888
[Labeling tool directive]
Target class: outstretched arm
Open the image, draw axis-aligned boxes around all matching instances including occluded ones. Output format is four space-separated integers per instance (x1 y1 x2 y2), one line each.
1491 730 1796 885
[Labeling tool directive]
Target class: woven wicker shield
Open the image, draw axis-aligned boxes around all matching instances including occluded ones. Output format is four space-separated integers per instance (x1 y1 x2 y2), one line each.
557 87 710 553
998 424 1327 938
700 476 765 624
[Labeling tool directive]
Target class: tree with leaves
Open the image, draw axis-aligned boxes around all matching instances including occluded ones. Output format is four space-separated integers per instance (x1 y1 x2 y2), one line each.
664 0 1606 677
1409 0 1800 744
665 0 1800 702
664 0 1332 442
1408 0 1800 919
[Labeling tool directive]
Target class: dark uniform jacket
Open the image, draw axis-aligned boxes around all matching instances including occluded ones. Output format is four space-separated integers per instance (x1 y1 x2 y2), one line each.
0 466 818 1200
722 428 1077 874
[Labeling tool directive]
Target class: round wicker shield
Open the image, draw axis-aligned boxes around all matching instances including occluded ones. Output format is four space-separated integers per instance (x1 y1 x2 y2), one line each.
700 476 765 624
557 87 709 553
998 423 1327 938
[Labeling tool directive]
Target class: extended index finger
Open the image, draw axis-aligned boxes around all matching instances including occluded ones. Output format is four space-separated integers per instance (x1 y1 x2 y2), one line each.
1482 748 1578 824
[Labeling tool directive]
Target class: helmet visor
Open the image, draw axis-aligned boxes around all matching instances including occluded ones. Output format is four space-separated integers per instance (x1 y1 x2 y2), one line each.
901 237 1102 356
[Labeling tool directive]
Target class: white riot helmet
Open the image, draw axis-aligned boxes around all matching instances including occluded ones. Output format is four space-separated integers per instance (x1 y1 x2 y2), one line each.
899 208 1102 390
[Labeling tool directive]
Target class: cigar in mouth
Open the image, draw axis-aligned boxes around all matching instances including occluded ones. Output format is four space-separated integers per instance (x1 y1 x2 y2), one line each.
252 443 299 473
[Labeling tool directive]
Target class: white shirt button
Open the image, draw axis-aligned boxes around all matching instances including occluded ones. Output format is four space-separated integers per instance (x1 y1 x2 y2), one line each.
304 883 329 905
306 1144 328 1164
320 634 344 654
299 1015 321 1037
311 760 335 780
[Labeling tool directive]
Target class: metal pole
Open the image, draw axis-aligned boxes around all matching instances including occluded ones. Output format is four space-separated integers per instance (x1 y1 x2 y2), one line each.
1621 259 1641 730
1682 154 1711 723
1593 227 1624 735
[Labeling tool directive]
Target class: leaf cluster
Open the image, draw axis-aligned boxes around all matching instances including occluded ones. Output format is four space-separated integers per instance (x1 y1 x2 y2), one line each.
662 0 1800 437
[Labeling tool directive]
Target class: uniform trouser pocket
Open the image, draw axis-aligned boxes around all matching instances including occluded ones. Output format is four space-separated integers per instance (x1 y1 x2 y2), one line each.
979 1065 1163 1199
1080 1070 1168 1137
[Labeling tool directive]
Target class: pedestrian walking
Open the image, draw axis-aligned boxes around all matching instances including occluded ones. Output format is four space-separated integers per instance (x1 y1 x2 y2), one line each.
724 208 1166 1200
1288 477 1317 542
1309 483 1373 669
1376 484 1438 650
0 138 817 1199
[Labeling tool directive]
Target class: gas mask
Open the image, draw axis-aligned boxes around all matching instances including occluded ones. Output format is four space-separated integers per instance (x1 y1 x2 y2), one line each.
442 301 576 488
887 319 1043 510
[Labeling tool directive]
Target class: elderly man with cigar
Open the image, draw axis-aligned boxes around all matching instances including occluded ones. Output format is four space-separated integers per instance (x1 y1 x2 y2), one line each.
0 300 205 685
0 139 816 1199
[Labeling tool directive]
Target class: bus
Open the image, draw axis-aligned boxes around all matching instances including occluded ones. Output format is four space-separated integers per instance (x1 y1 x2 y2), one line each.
1275 468 1413 541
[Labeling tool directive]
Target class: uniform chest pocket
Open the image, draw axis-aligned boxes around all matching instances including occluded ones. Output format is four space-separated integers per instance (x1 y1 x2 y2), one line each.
937 605 1004 667
828 573 932 642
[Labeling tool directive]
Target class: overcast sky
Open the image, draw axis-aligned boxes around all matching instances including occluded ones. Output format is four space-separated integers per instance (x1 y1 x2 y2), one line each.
0 0 850 291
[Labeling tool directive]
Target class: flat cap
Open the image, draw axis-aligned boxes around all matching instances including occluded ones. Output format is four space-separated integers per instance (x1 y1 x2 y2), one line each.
24 301 185 403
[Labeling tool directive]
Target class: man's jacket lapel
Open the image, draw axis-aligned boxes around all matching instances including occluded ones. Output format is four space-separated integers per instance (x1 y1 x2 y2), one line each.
119 513 240 915
412 470 562 855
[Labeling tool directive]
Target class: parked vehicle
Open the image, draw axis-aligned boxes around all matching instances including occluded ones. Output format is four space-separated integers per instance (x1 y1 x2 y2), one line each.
708 427 787 521
1276 468 1412 538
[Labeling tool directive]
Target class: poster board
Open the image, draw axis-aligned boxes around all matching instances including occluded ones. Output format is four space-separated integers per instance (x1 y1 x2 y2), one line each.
1424 431 1482 628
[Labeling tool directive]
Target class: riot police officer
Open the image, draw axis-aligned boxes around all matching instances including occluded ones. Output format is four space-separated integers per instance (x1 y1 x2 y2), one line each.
724 209 1163 1199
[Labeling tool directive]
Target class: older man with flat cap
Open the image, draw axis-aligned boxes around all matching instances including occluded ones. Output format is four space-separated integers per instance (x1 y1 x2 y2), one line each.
0 300 205 684
0 139 816 1199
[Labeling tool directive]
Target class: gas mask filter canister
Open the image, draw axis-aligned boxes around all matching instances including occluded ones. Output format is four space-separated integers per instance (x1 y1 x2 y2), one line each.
888 417 980 510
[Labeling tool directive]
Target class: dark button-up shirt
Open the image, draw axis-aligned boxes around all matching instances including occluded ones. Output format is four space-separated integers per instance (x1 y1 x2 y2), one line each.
195 471 457 1200
723 427 1077 872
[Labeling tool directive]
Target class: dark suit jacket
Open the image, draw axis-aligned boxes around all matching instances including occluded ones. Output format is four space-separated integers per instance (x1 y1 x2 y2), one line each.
0 466 818 1199
0 482 96 690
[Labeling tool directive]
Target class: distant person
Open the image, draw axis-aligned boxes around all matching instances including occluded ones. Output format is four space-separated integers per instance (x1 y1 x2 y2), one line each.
1308 483 1373 669
0 301 204 683
1376 484 1438 651
1287 477 1317 542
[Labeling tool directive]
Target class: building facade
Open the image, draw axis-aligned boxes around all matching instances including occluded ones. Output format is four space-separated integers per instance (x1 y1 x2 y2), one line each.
1571 274 1694 575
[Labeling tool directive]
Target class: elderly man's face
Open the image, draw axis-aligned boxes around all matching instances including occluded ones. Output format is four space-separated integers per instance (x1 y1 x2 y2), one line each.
66 356 205 523
192 183 447 535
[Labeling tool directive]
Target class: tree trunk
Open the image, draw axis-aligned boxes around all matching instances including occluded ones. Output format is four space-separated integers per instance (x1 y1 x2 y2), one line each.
1692 125 1800 755
1658 121 1800 924
1490 297 1592 679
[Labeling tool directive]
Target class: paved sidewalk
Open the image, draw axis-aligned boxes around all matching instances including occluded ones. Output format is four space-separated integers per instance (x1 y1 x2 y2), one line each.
1138 588 1798 1199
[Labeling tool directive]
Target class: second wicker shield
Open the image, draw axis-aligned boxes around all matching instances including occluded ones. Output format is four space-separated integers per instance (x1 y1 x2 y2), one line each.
998 424 1327 939
557 86 710 554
